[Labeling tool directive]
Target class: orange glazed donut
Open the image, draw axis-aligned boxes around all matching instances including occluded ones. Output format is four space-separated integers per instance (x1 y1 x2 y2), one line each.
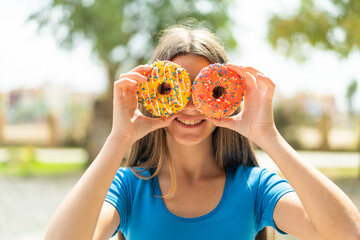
137 61 191 117
192 63 245 119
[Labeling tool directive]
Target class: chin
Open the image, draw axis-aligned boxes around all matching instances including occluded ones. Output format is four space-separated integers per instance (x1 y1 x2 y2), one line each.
169 134 210 146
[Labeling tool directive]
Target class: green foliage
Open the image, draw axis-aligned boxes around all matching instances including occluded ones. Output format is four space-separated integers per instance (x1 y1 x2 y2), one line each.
268 0 360 60
29 0 237 89
0 147 85 177
346 79 358 115
0 160 85 177
346 79 358 100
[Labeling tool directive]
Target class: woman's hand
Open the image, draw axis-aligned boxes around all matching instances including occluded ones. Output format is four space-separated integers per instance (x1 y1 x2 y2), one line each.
207 63 277 144
111 65 174 145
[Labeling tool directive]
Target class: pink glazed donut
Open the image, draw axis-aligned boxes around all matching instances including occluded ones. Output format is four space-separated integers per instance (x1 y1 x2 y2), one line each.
192 63 245 119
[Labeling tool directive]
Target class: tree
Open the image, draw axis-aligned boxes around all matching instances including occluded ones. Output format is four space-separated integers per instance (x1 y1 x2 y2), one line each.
267 0 360 174
29 0 237 161
267 0 360 60
346 79 358 117
344 79 359 178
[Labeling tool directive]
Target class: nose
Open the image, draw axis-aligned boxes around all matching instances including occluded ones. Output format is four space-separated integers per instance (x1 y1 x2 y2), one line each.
182 94 198 111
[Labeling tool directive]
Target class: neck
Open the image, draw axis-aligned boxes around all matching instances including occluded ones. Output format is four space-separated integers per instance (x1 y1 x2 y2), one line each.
162 134 221 182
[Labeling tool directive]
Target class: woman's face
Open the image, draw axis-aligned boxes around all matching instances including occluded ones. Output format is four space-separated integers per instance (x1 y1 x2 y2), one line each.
165 55 217 146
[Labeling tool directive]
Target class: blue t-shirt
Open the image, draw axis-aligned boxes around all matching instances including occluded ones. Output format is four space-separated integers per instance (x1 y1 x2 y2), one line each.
105 166 294 239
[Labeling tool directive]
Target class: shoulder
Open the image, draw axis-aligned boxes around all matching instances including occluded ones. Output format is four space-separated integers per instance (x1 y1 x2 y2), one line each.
236 165 283 184
113 167 136 183
231 165 268 183
111 167 153 189
114 167 141 179
114 166 152 179
231 165 292 197
107 167 154 207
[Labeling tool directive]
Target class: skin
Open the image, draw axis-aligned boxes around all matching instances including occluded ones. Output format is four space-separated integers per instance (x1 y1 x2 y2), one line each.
44 55 360 240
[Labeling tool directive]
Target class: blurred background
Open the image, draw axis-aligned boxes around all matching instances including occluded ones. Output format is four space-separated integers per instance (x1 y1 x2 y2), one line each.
0 0 359 239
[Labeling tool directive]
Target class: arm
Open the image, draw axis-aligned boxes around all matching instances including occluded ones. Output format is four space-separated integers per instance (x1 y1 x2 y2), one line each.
259 129 360 239
210 64 360 239
44 134 129 240
93 202 121 240
45 65 173 240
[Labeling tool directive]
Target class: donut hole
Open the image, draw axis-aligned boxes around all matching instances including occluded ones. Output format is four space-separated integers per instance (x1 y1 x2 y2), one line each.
212 86 225 99
158 82 172 95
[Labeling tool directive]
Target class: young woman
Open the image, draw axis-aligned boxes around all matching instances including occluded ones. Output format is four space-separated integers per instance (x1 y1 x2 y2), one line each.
45 25 360 240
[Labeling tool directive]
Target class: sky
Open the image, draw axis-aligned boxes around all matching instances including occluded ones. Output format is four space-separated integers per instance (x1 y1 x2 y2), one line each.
0 0 106 93
1 0 359 112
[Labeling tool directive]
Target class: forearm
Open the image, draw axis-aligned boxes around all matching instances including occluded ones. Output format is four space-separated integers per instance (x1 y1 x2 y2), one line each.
256 129 360 239
45 134 131 240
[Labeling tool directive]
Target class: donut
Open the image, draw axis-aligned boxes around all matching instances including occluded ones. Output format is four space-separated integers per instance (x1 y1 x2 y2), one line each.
192 63 245 119
137 60 191 117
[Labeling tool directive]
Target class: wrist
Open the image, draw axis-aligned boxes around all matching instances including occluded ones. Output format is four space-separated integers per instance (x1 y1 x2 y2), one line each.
252 126 281 150
90 132 133 168
108 131 134 149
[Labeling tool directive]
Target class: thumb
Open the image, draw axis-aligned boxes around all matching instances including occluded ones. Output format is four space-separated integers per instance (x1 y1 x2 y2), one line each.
206 116 236 131
149 115 176 131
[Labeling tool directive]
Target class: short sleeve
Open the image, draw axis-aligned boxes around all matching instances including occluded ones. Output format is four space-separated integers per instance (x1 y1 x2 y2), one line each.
105 167 133 236
252 168 294 234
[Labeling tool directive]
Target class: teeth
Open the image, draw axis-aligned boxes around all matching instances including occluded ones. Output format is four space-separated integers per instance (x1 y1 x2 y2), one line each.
177 118 202 126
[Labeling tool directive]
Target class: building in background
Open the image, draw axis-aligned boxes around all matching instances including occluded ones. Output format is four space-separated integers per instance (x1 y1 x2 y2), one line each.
274 91 359 151
1 83 97 146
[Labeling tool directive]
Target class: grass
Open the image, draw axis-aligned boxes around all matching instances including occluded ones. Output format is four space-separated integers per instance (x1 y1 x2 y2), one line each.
0 161 86 177
0 146 87 177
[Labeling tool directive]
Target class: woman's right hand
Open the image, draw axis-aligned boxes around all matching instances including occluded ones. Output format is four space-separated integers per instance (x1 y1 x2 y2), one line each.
111 65 174 145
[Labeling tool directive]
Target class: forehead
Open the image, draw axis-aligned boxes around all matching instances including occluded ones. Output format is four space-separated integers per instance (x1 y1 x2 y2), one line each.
172 55 210 81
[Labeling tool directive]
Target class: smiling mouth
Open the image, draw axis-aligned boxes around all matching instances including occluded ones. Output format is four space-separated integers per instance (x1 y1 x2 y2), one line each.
176 118 205 126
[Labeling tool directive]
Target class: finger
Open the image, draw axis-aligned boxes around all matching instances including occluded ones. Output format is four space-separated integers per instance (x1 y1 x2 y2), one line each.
226 63 263 76
119 72 147 83
114 78 138 89
119 85 138 100
238 66 263 76
226 64 257 90
114 78 138 95
257 73 276 98
130 64 152 74
226 63 242 75
206 116 236 130
242 72 257 90
153 115 176 129
257 73 276 90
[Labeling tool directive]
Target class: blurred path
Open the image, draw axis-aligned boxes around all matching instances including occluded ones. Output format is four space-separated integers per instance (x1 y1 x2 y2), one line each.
0 174 81 240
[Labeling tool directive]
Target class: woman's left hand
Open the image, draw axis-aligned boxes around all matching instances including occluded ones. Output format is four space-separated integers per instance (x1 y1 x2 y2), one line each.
207 63 277 144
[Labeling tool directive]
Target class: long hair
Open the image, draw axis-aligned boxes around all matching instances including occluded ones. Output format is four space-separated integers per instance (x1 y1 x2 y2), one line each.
121 23 268 240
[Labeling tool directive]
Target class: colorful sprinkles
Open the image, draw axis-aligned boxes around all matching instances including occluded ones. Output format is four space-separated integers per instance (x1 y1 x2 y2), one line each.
192 63 245 119
137 60 191 117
